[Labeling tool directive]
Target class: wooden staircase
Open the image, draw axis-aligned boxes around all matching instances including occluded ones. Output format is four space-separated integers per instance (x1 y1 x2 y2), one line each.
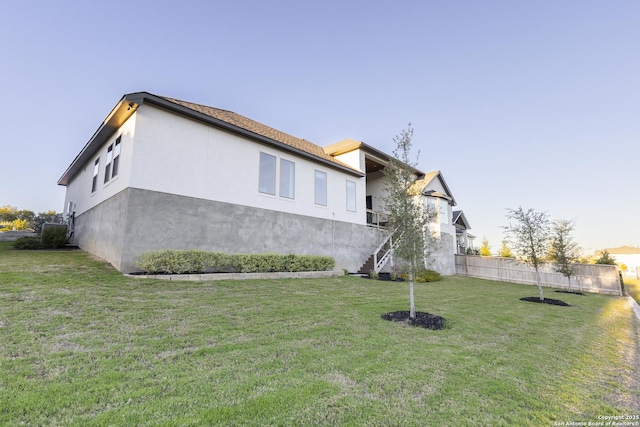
356 228 403 275
357 254 376 274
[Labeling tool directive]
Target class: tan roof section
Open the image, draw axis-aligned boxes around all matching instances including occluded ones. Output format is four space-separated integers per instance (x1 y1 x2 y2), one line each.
159 96 359 173
408 171 439 195
596 246 640 255
409 170 457 206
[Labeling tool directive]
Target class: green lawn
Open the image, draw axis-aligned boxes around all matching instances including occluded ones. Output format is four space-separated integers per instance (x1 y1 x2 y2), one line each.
1 242 638 426
625 277 640 304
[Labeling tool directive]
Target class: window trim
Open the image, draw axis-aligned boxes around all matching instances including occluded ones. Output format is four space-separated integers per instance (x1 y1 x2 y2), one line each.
111 136 121 179
104 144 113 184
314 170 327 206
91 157 100 193
279 158 295 199
258 152 277 195
346 180 356 212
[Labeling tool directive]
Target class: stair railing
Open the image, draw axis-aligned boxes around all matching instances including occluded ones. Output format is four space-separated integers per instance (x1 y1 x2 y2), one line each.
372 228 404 273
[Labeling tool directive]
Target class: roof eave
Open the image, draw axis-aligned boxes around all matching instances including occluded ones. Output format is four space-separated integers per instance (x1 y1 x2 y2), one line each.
325 139 425 177
57 93 144 186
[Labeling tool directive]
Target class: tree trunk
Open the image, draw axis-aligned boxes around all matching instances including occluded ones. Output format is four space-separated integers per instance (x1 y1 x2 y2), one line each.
535 268 544 300
567 276 572 293
409 271 416 319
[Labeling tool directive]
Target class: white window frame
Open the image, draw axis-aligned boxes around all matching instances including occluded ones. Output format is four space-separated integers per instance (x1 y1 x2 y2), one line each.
439 200 449 224
91 157 99 193
426 197 437 222
346 180 356 212
279 158 295 199
258 152 277 195
111 136 121 179
104 144 113 184
314 170 327 206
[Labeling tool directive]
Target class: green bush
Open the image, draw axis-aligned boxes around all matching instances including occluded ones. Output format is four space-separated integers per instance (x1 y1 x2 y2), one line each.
41 226 68 249
13 236 43 250
136 250 189 274
391 264 410 281
415 268 442 283
134 250 335 274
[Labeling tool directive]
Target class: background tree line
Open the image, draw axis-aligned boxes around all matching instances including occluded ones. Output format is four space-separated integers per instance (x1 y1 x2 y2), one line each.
0 205 64 234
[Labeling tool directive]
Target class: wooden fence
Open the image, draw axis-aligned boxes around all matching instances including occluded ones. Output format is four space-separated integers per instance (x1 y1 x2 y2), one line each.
455 255 622 296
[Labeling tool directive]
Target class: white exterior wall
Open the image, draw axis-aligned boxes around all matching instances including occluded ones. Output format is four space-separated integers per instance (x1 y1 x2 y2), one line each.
67 104 367 225
614 254 640 278
427 178 447 195
64 113 137 217
366 171 387 212
333 150 364 173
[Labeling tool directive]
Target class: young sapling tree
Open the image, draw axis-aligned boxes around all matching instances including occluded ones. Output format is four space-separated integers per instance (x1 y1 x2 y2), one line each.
503 207 551 301
382 125 429 319
549 219 580 292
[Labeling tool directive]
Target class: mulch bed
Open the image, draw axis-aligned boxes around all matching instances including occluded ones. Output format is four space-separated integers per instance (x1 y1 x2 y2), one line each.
381 311 448 330
520 297 570 306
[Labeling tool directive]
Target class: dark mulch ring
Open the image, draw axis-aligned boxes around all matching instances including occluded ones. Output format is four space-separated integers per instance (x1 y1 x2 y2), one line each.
520 297 571 306
555 290 585 296
381 311 448 330
364 272 405 282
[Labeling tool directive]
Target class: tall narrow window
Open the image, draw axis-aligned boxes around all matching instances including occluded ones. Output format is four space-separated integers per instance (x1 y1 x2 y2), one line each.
111 137 121 178
346 180 356 212
427 198 437 223
314 170 327 206
439 201 449 224
279 159 295 199
91 158 100 193
259 152 276 195
104 145 113 183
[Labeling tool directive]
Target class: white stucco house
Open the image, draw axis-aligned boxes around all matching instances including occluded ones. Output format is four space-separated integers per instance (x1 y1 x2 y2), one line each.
58 92 469 275
452 210 475 254
595 246 640 279
409 170 459 274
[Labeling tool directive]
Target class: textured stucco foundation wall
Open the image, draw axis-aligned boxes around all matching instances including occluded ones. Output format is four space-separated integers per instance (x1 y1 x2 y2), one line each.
73 190 130 270
75 188 385 273
428 232 456 275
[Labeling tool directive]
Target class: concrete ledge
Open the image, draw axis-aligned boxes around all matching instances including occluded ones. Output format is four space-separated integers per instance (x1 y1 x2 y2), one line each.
629 296 640 321
125 270 344 281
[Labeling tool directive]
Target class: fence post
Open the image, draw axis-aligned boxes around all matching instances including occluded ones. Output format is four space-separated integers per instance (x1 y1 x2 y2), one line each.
618 272 624 296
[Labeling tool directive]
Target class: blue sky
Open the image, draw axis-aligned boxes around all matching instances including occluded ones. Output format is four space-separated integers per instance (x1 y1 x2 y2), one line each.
1 0 638 255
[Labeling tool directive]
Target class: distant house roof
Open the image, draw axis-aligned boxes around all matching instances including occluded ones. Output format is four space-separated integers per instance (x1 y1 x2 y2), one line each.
595 246 640 255
58 92 363 186
452 210 471 229
409 170 457 206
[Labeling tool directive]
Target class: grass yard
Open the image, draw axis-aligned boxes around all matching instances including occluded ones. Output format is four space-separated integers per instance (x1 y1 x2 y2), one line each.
1 242 638 426
625 277 640 305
